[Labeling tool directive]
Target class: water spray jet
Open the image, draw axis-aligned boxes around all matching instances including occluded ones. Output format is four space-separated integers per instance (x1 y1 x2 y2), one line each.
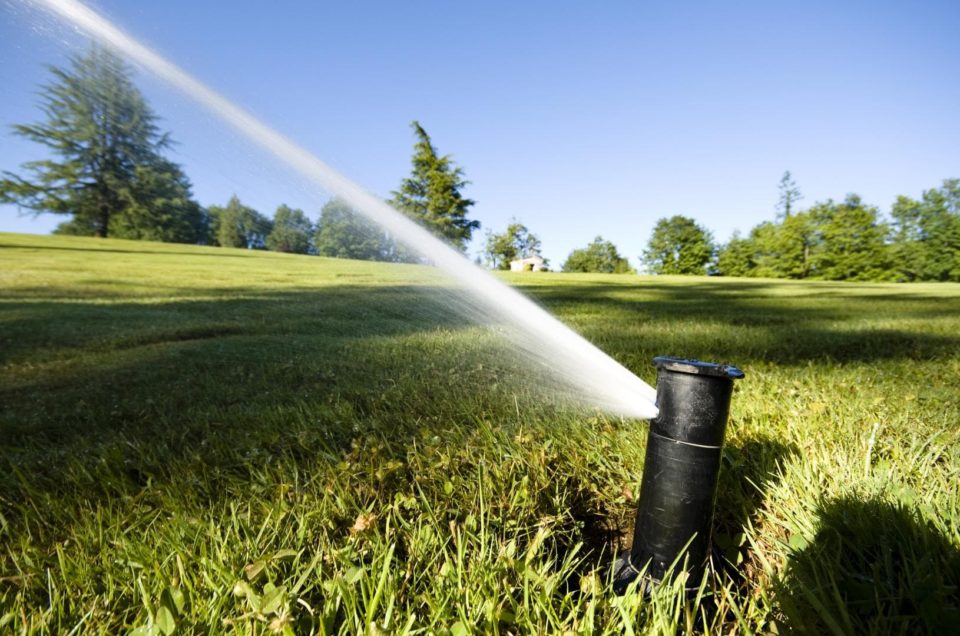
22 0 659 421
613 356 744 595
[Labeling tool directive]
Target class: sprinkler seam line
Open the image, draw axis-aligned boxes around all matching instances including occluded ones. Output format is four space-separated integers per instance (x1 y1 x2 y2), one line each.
648 430 722 450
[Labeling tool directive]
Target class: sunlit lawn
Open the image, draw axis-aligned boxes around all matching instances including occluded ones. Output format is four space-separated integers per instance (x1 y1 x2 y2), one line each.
1 232 958 634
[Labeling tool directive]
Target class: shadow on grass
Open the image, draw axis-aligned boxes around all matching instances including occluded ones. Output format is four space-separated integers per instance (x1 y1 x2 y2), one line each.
714 436 799 563
0 241 260 258
522 280 960 365
776 496 960 634
0 284 489 508
0 285 470 365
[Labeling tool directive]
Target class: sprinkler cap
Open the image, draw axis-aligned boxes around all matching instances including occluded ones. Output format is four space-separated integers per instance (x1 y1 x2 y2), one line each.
653 356 745 380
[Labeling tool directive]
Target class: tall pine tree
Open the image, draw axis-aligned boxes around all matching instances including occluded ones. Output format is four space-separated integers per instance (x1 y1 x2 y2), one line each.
776 170 803 219
0 46 205 242
390 121 479 252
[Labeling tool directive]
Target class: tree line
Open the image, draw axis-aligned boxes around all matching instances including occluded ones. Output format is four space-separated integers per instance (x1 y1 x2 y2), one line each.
4 47 957 282
642 171 960 282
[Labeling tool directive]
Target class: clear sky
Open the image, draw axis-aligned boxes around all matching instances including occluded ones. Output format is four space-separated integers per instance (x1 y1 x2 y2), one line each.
1 0 958 268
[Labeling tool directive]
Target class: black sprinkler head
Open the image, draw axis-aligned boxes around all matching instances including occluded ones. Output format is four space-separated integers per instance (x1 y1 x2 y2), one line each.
613 356 744 595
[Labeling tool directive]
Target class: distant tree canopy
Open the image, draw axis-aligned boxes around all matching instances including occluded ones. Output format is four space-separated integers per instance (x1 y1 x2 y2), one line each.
484 221 543 270
0 46 206 243
266 204 313 254
714 231 755 279
712 176 960 282
714 194 896 281
390 121 479 252
208 195 271 249
642 215 715 275
314 197 393 261
890 179 960 281
562 236 633 273
809 195 891 281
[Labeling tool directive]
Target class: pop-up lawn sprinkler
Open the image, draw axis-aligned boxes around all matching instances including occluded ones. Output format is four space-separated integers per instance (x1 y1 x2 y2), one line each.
613 356 744 595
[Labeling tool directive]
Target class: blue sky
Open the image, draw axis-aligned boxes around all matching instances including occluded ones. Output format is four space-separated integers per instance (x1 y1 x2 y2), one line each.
1 0 958 268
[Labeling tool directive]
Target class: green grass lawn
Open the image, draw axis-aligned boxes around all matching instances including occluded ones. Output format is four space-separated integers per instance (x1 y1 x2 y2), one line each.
1 232 959 634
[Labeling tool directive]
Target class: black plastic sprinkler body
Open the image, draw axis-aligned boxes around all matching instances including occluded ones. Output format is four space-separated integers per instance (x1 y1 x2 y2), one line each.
613 356 744 595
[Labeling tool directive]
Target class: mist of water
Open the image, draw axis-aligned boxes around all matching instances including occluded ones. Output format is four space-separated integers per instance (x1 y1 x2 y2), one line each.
21 0 658 419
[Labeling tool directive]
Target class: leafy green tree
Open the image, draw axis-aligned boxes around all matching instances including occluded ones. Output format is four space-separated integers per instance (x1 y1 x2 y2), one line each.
314 197 392 261
0 46 206 243
562 236 634 273
890 195 928 281
717 215 818 280
809 195 891 281
742 222 782 277
770 211 819 278
208 195 271 249
890 179 960 281
642 215 715 275
266 204 313 254
777 170 803 219
715 231 758 277
484 221 543 270
390 121 479 251
722 217 815 279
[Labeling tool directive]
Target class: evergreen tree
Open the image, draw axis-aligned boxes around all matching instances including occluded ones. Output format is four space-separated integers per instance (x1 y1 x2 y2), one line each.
107 158 209 243
314 197 392 261
266 204 313 254
562 236 633 273
642 215 715 275
777 170 803 219
390 121 479 251
483 221 543 270
0 46 205 242
208 195 271 249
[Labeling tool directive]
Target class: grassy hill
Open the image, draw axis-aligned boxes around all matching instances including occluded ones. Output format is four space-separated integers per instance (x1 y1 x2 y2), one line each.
1 232 958 634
